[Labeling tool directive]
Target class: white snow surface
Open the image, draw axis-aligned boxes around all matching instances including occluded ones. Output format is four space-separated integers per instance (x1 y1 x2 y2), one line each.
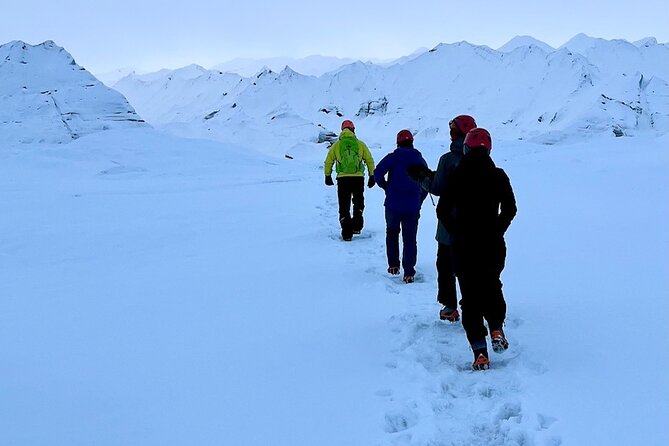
114 34 669 156
0 127 667 445
0 41 146 144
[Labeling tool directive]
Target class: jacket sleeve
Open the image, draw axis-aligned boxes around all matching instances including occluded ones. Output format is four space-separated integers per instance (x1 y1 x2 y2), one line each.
360 141 375 174
373 154 391 190
426 153 451 196
324 143 338 176
497 169 517 234
419 155 429 202
436 169 458 234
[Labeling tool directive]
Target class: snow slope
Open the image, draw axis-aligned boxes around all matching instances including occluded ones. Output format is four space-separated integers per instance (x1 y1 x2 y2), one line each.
114 35 669 156
0 128 667 445
0 41 146 144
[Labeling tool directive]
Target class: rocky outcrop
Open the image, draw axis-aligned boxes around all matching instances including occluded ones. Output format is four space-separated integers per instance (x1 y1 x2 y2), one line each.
356 97 388 117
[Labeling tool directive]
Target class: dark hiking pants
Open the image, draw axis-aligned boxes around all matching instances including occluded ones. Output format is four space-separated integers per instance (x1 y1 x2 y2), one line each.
337 176 365 238
455 239 507 347
436 242 458 310
385 208 420 276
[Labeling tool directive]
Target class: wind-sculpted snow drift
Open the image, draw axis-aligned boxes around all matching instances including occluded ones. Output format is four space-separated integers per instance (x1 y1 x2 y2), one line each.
114 34 669 153
0 40 146 144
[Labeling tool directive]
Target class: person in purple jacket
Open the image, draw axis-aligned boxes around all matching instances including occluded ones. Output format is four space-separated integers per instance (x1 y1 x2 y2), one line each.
374 130 429 283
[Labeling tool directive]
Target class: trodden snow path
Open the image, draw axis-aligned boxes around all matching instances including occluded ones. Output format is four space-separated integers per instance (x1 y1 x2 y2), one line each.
316 157 561 445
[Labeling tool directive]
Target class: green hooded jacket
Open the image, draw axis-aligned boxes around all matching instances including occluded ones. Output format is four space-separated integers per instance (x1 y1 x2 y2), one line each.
323 129 375 178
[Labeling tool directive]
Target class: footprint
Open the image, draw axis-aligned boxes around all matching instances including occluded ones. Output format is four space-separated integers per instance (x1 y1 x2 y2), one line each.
496 401 522 422
384 409 418 433
537 413 558 430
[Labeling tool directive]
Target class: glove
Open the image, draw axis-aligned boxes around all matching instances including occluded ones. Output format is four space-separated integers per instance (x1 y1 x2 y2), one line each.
325 175 334 186
367 176 375 188
407 164 427 181
411 164 434 182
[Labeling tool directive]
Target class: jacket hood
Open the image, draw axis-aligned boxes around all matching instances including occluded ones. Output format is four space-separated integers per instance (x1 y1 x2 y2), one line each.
462 148 496 168
339 128 357 139
450 136 465 153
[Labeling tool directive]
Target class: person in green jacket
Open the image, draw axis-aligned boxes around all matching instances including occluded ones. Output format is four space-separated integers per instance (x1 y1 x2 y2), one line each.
324 120 376 241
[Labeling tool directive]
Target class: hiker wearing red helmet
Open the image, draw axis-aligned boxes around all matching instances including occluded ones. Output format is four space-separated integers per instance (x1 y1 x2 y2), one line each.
436 128 517 370
407 115 477 321
374 129 428 283
324 120 376 241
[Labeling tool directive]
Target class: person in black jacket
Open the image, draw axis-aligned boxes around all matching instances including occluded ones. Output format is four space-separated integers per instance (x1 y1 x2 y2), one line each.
408 115 477 321
436 128 517 371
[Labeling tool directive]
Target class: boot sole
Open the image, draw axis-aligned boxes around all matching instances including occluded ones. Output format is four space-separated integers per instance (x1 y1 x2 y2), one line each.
491 340 508 353
439 314 460 322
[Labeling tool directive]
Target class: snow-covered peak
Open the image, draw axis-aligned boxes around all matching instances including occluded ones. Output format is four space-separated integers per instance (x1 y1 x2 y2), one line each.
254 66 275 78
424 41 500 63
1 40 78 82
96 67 137 87
634 37 658 47
498 35 555 53
278 65 304 79
0 40 145 144
211 55 357 77
169 63 209 80
560 33 609 54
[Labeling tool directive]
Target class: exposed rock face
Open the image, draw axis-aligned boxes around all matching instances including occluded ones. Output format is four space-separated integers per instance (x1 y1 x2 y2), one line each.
317 130 338 145
0 40 146 144
356 97 388 117
319 106 343 117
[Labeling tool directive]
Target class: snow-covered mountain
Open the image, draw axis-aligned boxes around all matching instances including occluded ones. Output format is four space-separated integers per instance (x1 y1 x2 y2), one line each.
114 34 669 154
210 55 358 77
95 67 138 87
0 40 146 144
497 35 555 53
208 51 427 77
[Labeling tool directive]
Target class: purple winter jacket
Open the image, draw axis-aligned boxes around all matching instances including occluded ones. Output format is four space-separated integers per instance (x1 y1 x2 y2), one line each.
374 145 429 212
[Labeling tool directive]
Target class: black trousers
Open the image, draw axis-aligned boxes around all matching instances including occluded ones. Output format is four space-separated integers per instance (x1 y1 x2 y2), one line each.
336 176 365 238
436 243 458 309
455 238 507 346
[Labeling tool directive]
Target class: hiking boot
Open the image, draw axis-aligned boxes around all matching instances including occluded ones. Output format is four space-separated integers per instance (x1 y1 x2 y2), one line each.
439 307 460 322
352 229 361 235
387 266 400 275
491 329 509 353
472 350 490 371
403 275 414 284
342 234 353 241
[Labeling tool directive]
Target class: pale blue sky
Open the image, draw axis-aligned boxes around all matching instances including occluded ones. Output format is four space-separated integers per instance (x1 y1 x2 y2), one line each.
2 0 668 74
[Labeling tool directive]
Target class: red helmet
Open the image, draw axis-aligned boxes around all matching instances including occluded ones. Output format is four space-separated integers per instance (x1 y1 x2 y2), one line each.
396 129 414 145
341 120 355 131
449 115 477 139
463 128 492 153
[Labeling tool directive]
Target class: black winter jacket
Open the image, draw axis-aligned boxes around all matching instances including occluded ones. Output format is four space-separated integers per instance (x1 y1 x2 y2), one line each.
419 137 464 244
436 149 517 271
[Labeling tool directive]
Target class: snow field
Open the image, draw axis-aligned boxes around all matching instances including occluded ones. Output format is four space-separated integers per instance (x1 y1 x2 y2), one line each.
0 129 667 445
